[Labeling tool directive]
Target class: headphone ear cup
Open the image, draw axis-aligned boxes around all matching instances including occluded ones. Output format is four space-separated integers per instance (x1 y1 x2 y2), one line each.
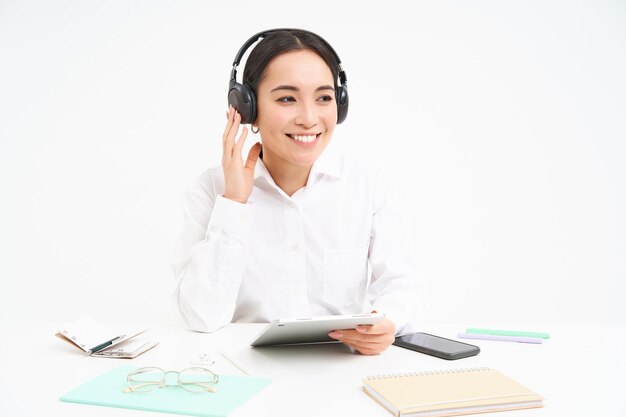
228 81 257 124
335 85 349 124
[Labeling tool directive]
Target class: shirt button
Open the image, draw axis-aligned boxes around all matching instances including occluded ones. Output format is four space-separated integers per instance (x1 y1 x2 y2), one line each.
292 244 299 251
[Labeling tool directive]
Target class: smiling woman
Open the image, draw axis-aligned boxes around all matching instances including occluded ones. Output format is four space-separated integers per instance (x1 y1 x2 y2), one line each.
171 29 421 355
254 49 336 173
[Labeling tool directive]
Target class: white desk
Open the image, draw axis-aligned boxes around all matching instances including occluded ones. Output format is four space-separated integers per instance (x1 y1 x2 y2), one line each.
0 322 623 416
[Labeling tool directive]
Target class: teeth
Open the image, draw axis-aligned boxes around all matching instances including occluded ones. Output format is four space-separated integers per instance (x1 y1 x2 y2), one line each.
290 134 318 143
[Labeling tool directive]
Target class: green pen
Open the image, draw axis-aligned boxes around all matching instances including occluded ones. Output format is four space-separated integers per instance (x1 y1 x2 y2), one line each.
467 328 551 340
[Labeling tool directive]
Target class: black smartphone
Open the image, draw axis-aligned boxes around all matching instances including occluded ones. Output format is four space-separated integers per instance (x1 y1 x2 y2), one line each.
393 332 480 360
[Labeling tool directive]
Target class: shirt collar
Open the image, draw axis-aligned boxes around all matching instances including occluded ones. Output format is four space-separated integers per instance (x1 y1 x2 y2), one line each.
253 149 343 182
308 150 343 180
253 156 272 181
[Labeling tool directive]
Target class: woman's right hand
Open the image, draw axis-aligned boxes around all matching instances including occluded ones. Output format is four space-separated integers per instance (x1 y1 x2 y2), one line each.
222 106 262 204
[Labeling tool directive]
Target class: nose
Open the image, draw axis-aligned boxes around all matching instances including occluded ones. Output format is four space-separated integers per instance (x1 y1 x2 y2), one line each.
294 101 319 128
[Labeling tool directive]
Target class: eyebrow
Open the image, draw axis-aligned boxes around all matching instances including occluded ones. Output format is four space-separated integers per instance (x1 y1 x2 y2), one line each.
270 85 335 93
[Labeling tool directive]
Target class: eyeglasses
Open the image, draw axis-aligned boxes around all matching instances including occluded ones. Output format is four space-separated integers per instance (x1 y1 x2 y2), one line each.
124 366 219 394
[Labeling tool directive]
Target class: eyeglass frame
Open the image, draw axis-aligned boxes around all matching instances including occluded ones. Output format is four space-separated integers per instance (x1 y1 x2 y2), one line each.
124 366 219 394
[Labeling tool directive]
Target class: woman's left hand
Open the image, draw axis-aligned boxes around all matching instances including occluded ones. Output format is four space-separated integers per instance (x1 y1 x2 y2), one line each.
329 315 396 355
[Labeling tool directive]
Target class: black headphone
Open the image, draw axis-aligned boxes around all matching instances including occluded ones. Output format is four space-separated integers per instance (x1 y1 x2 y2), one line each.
227 28 349 125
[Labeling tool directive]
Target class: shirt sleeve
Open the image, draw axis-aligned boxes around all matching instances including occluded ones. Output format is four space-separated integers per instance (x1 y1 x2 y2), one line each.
170 171 253 332
367 165 425 335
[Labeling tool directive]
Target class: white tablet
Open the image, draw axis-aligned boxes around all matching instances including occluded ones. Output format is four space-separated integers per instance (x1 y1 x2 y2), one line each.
250 312 385 347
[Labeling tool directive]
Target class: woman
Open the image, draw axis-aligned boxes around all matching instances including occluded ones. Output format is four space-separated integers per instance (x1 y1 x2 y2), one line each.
171 29 420 355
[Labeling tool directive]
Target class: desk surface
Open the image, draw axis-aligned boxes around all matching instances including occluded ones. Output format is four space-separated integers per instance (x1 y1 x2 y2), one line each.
0 322 623 416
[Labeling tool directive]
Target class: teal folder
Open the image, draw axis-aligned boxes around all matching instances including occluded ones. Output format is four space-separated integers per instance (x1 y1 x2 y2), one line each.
60 365 272 417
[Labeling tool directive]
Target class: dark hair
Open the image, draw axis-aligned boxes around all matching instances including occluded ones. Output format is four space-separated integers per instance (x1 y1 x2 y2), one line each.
242 30 340 95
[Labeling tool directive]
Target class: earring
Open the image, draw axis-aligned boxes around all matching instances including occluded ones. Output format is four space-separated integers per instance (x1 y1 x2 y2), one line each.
251 125 259 134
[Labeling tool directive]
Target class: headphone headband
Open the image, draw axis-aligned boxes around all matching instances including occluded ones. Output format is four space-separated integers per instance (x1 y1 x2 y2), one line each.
229 28 347 86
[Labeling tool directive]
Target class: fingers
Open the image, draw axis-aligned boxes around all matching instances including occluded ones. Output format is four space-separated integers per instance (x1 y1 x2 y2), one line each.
344 341 386 356
328 318 397 355
342 337 390 355
234 125 249 155
223 106 258 166
356 318 396 336
222 106 235 144
223 106 243 157
221 106 258 205
329 319 395 338
330 329 395 345
245 142 262 172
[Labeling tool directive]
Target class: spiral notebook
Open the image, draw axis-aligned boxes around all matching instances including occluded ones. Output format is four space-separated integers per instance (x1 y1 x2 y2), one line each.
362 367 543 417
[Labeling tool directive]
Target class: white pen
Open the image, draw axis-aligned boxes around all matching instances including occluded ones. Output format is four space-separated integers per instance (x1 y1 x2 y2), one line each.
219 351 250 376
88 334 126 354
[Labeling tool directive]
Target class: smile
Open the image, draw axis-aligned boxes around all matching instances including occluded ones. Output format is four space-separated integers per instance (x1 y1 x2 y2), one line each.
286 133 321 146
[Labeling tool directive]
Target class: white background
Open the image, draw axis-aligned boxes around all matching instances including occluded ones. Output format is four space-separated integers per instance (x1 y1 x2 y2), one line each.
1 0 624 328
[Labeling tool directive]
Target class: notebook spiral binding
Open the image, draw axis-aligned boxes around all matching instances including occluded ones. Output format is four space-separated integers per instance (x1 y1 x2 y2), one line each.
365 367 491 380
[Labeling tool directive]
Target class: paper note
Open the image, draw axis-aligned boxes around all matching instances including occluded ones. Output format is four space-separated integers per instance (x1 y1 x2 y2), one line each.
60 365 272 417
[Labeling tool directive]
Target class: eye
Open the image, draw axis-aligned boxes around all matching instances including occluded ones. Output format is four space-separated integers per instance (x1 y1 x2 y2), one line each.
277 96 296 103
318 95 333 102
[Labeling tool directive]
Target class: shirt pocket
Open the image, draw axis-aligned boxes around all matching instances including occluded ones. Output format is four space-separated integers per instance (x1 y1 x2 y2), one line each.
322 247 369 309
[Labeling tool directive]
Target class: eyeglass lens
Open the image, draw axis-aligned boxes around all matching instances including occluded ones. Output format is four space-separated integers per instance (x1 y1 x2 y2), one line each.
179 367 218 393
128 367 165 392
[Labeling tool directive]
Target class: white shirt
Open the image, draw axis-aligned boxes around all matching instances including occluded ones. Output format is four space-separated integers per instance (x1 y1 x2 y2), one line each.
170 151 421 334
